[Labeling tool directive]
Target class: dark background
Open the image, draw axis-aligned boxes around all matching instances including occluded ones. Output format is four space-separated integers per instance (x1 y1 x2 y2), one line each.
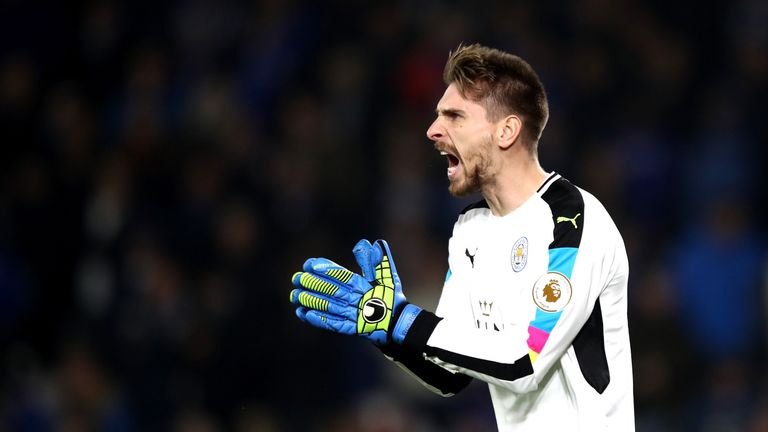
0 0 766 431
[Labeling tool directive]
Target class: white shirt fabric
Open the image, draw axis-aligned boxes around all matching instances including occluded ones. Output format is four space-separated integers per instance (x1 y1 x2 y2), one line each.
389 173 634 431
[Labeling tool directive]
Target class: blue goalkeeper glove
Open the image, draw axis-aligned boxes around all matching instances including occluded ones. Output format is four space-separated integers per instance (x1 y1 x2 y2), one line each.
289 239 423 345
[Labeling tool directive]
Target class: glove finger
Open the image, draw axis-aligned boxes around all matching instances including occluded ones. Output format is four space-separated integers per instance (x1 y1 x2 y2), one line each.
292 271 350 300
290 289 357 321
295 307 337 331
302 258 361 287
372 239 398 289
296 307 356 335
295 306 311 323
352 239 381 282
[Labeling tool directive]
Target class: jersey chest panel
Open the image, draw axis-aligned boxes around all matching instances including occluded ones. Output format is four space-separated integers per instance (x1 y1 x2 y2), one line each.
448 203 554 333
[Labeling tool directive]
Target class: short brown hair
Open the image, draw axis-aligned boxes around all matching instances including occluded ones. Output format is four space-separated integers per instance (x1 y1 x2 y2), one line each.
443 44 549 152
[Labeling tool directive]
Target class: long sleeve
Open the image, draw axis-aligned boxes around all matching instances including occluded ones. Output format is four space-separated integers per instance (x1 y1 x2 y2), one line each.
377 340 472 397
393 178 627 396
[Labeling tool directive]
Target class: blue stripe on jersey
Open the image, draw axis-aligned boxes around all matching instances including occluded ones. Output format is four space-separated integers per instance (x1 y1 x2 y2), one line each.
532 308 562 333
527 248 577 336
445 268 452 282
548 247 578 278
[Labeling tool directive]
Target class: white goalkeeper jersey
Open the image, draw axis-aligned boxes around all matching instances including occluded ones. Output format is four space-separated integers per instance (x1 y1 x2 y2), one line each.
386 173 633 431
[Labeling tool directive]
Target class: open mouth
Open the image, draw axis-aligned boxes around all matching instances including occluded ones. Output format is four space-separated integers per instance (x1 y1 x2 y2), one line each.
439 150 461 178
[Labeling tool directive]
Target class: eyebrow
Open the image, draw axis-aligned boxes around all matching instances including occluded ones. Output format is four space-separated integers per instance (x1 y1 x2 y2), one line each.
435 108 466 117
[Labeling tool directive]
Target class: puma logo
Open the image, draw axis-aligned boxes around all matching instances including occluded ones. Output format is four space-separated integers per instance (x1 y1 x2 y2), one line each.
465 247 477 268
556 213 581 229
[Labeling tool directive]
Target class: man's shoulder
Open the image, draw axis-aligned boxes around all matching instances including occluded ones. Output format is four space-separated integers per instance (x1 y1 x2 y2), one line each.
459 198 490 216
541 177 618 226
451 199 491 234
540 176 583 212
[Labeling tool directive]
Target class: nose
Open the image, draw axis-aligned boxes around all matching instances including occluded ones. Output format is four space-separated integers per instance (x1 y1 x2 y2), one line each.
426 118 443 142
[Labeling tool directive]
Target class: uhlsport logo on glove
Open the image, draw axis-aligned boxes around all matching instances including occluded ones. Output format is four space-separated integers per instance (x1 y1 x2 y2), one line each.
362 297 387 323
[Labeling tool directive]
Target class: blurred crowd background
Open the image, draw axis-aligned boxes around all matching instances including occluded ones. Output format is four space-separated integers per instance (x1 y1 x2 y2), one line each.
1 0 767 431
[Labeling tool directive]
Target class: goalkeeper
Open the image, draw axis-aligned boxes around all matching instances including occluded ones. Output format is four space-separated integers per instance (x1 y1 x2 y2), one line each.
289 44 634 431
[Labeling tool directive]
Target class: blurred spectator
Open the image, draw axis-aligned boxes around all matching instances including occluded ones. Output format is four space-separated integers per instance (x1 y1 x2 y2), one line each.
0 0 765 430
672 197 764 362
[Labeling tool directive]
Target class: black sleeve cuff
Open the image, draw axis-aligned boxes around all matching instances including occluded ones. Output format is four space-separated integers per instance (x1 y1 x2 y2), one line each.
401 309 441 353
376 324 472 396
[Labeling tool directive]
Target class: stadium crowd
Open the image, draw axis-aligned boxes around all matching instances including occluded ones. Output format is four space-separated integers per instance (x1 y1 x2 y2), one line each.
0 0 766 430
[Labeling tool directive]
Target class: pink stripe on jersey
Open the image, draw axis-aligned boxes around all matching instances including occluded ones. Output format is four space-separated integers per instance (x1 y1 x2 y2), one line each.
527 325 550 354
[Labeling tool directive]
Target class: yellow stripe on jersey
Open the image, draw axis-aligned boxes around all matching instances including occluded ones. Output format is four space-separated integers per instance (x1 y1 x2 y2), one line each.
528 349 539 364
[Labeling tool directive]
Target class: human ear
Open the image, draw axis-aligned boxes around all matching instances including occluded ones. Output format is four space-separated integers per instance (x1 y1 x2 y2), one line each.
497 115 522 150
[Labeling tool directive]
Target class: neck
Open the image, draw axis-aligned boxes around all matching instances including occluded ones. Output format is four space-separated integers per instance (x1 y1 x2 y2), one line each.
482 153 548 217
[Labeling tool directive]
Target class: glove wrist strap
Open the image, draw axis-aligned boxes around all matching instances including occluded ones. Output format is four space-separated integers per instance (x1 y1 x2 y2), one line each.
392 304 423 344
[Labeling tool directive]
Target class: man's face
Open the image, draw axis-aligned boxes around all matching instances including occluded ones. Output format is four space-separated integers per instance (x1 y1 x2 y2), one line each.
427 83 497 197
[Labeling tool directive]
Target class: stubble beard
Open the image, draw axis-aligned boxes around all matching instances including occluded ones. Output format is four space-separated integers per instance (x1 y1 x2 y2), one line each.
448 136 495 197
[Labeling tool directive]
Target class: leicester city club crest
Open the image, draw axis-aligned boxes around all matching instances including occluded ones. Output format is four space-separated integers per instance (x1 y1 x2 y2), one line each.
511 237 528 272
